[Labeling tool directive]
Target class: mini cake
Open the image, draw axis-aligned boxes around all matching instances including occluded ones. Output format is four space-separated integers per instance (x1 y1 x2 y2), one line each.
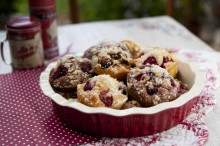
83 40 130 60
49 55 93 92
62 91 77 99
122 100 141 109
121 40 141 58
91 46 132 80
77 75 128 109
127 65 186 107
135 47 178 78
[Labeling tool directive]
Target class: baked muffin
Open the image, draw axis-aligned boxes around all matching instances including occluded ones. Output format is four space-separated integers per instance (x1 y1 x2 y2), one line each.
62 91 77 99
121 40 141 58
83 40 130 60
135 47 178 78
122 100 141 109
127 65 185 107
178 80 189 96
77 75 128 109
91 46 132 80
49 55 93 92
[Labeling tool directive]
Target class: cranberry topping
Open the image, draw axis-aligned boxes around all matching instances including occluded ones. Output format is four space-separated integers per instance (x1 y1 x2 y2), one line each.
84 81 95 91
101 61 112 69
136 73 146 81
161 57 170 68
163 57 170 63
53 65 68 80
170 79 176 87
99 89 113 107
111 53 121 60
143 56 157 65
81 63 92 73
146 87 158 95
136 73 143 81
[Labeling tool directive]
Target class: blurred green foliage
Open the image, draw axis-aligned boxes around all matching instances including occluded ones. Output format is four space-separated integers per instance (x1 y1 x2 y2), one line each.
174 0 204 21
0 0 69 28
0 0 69 16
0 0 17 15
0 0 205 32
78 0 166 21
0 0 166 22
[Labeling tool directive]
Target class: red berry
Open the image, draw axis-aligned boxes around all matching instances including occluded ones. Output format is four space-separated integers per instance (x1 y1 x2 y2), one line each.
163 57 170 63
135 73 143 81
99 89 113 107
81 63 92 73
53 65 68 80
143 56 157 65
84 81 95 91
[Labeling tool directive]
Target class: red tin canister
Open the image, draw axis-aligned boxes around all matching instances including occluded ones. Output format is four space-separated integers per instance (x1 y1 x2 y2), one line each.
4 16 44 70
29 0 59 60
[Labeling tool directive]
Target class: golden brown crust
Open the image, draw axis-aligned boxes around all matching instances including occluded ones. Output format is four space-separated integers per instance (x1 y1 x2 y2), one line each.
91 45 132 80
164 61 178 78
121 40 141 57
121 100 141 109
93 64 130 80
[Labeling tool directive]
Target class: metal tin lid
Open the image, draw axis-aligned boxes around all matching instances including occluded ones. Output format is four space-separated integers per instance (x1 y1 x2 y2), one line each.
6 16 41 30
28 0 55 8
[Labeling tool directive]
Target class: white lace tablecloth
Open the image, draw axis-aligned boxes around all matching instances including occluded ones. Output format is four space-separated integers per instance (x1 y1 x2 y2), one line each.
1 16 220 145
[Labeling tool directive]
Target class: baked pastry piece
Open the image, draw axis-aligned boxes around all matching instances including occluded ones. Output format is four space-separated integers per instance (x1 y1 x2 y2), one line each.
122 100 141 109
77 75 128 109
91 46 132 80
121 40 141 58
62 91 77 99
83 40 130 60
135 47 178 78
49 55 93 92
127 65 186 107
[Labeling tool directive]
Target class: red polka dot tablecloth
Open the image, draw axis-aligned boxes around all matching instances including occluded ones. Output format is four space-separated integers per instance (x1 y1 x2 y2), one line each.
0 67 100 145
0 50 219 146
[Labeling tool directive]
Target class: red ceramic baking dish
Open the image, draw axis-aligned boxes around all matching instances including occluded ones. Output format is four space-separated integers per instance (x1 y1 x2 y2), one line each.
39 57 206 138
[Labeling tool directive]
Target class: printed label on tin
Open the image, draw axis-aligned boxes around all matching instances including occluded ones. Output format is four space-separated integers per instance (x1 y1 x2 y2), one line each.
9 32 44 69
8 34 35 41
42 19 59 59
31 11 59 59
